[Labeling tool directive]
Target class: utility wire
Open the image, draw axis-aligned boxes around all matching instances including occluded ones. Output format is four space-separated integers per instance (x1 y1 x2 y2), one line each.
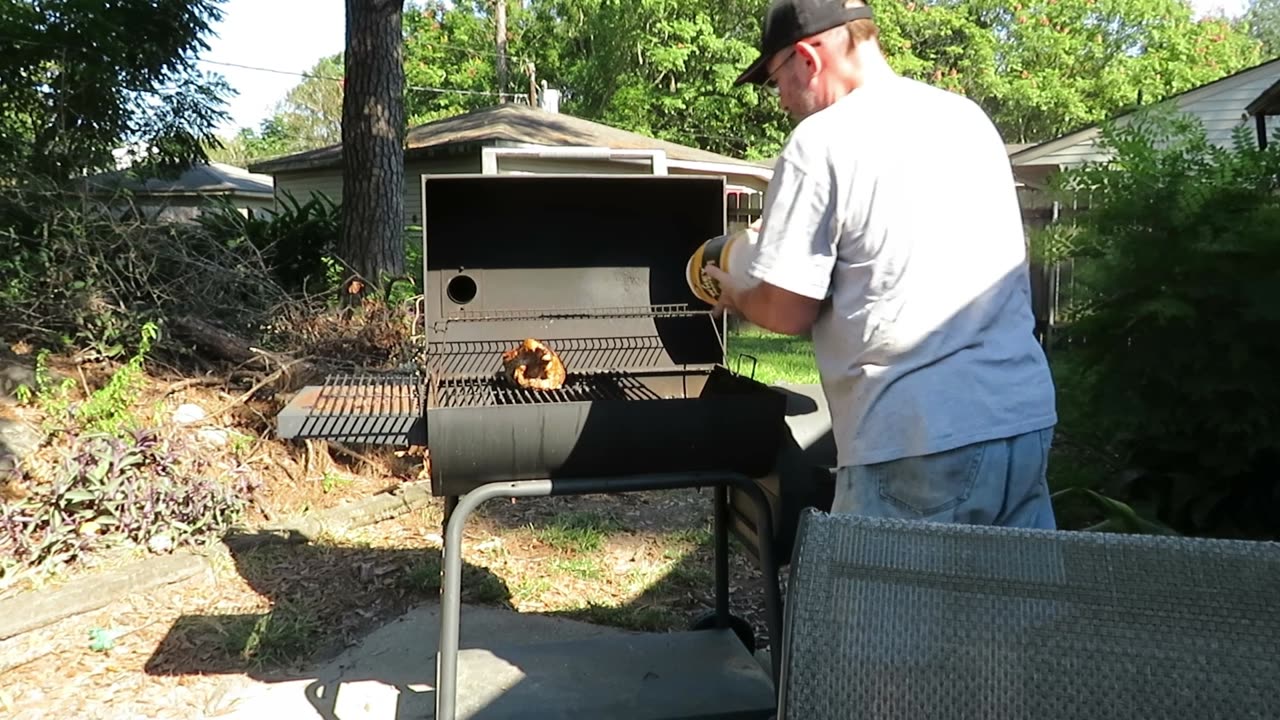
196 57 526 99
0 32 528 100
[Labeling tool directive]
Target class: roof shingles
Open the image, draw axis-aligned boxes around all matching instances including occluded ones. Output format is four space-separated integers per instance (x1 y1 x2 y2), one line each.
249 104 769 174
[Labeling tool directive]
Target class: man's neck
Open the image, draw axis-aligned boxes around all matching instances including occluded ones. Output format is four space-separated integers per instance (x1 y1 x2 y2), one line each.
848 41 897 90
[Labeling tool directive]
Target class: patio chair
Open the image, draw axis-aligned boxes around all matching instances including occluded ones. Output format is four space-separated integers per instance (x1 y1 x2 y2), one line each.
775 509 1280 720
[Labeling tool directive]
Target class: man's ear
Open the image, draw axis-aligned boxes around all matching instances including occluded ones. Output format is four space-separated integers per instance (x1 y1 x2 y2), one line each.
794 40 824 76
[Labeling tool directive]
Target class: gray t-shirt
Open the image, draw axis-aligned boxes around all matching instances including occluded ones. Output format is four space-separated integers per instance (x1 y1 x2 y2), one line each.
747 74 1057 468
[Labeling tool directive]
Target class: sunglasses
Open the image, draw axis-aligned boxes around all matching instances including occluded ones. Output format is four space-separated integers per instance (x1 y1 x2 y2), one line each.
762 49 798 95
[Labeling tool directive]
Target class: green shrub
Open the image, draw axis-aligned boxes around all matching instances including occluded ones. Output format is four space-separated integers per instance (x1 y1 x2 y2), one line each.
195 190 342 295
18 322 159 438
1041 108 1280 539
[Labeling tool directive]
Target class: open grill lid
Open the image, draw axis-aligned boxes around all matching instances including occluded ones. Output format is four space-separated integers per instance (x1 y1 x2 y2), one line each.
420 173 729 379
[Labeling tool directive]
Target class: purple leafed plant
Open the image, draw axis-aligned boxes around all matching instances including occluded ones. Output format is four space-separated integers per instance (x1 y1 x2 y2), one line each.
1 427 261 572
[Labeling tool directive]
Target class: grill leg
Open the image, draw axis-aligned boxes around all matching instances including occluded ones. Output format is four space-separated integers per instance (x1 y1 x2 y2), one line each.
434 472 783 720
442 494 459 529
713 484 730 627
437 480 554 720
730 481 784 687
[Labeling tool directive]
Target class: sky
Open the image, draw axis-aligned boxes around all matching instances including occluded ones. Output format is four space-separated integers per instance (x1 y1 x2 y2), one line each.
197 0 1251 137
199 0 346 136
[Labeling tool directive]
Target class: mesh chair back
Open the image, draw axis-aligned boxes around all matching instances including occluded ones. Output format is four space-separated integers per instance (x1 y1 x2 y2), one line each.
777 510 1280 720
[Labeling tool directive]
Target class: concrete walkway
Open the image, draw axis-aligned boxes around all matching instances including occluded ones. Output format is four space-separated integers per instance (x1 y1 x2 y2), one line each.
211 601 776 720
212 603 636 719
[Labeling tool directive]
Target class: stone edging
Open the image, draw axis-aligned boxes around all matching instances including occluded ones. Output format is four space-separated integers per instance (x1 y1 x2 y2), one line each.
0 553 208 642
0 480 437 643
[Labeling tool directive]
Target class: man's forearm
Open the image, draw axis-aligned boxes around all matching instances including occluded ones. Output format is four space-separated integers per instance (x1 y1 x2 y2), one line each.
731 281 818 337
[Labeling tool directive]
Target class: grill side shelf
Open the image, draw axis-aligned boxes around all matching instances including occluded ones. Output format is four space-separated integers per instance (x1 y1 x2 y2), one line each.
277 373 426 446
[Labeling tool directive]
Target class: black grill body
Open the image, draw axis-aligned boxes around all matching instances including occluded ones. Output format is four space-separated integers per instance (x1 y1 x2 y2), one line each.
420 174 789 498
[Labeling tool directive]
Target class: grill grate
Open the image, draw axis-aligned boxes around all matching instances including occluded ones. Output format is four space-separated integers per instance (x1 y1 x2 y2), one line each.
442 304 709 323
426 337 673 377
430 371 667 408
310 374 423 416
277 373 425 445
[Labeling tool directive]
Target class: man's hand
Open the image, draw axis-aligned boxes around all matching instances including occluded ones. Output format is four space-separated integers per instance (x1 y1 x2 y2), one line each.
703 263 739 318
703 263 822 337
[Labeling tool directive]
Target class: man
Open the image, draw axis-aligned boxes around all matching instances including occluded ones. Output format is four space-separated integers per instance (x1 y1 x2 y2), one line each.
706 0 1058 528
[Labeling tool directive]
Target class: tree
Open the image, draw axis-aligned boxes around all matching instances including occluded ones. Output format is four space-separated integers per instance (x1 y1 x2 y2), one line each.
402 0 533 124
528 0 790 160
271 54 347 150
340 0 407 291
1242 0 1280 59
206 54 347 166
973 0 1260 142
0 0 232 181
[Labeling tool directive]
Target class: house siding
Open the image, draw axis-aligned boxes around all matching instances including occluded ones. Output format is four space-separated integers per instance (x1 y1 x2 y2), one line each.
1022 62 1280 169
270 157 483 224
274 170 345 207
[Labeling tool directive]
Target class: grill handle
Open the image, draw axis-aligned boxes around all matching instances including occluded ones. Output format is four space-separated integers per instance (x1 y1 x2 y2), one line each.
735 353 759 380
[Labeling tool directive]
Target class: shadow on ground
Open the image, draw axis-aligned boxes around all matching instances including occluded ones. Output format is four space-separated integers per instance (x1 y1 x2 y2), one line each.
143 530 510 682
140 511 783 719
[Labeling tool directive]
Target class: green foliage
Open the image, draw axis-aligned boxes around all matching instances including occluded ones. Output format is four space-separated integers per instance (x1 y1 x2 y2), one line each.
965 0 1261 142
1241 0 1280 59
400 0 790 158
18 323 158 438
202 0 1266 172
74 323 159 436
1042 107 1280 539
389 0 1262 163
0 0 232 181
530 0 790 160
196 191 343 294
403 0 519 123
0 428 260 575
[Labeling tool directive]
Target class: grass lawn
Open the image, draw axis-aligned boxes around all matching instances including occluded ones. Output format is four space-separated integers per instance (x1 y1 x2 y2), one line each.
726 325 820 385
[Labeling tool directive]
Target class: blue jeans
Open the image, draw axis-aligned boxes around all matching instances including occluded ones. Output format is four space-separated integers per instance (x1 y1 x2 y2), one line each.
831 427 1057 529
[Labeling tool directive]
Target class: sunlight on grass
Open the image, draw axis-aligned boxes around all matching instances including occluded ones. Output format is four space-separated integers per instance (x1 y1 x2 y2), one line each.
727 325 819 385
550 556 603 581
531 511 623 553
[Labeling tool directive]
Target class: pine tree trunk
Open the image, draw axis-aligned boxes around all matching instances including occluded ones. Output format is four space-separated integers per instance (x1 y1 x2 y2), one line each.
340 0 406 295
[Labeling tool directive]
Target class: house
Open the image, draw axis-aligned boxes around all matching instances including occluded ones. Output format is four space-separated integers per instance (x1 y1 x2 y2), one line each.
78 162 276 222
1007 56 1280 342
1010 56 1280 199
247 103 777 232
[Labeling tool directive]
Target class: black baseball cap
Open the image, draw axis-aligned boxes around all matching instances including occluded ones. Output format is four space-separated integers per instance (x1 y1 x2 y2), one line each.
734 0 874 86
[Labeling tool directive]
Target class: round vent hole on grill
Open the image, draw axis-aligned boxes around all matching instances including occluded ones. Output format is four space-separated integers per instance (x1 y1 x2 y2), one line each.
446 274 478 304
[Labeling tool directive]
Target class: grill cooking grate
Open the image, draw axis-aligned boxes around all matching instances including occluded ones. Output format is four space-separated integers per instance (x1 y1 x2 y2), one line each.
310 374 423 416
430 371 668 408
442 304 710 323
427 337 673 377
276 372 425 445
